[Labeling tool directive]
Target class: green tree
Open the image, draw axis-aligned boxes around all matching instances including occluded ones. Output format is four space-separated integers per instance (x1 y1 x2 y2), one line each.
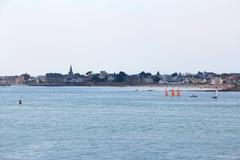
115 71 127 82
91 74 100 82
139 71 146 78
153 76 160 83
171 72 178 77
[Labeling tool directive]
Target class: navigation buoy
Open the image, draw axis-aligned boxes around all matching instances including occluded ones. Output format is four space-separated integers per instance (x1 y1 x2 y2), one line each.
18 100 22 105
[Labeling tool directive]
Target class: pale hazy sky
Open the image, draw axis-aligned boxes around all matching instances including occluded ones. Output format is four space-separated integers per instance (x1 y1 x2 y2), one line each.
0 0 239 75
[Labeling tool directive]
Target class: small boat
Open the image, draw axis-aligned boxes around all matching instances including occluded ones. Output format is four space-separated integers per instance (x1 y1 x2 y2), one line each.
147 90 154 92
212 90 218 99
190 95 198 98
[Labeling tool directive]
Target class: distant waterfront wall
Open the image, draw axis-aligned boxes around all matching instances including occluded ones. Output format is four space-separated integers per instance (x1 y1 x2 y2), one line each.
28 83 238 90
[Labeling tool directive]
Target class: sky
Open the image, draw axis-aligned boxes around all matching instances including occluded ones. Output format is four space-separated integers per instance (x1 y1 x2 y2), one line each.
0 0 240 76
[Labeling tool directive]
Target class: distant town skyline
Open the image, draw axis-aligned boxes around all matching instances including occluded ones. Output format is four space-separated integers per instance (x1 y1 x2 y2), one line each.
0 0 240 76
1 65 239 91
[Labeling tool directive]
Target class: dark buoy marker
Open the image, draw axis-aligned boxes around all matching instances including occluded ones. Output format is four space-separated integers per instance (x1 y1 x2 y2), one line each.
18 99 22 105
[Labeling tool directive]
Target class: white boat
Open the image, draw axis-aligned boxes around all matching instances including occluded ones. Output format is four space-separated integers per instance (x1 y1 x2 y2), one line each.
212 90 218 99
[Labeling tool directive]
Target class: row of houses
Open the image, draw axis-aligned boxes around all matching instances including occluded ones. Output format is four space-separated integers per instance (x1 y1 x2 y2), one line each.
31 71 240 86
1 67 240 86
0 74 31 85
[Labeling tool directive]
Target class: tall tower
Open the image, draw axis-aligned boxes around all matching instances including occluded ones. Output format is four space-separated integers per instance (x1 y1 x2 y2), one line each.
68 65 73 76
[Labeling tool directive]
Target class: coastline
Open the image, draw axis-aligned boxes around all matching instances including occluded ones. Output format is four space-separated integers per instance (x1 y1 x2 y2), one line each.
7 83 240 92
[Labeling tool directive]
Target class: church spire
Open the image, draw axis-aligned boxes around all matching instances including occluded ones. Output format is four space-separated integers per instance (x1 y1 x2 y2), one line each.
68 65 73 76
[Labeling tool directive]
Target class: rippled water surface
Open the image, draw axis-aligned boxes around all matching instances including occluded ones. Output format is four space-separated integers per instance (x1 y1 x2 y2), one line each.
0 86 240 160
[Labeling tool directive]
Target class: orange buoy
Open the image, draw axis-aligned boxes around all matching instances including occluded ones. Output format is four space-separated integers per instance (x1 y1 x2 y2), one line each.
165 88 169 96
171 88 175 97
176 88 181 96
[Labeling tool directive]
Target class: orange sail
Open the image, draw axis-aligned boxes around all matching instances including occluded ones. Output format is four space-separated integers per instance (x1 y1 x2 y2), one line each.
176 88 181 96
171 88 175 97
165 88 169 96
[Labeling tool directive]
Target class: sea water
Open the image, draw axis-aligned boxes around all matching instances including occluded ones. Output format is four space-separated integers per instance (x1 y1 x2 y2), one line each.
0 86 240 160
